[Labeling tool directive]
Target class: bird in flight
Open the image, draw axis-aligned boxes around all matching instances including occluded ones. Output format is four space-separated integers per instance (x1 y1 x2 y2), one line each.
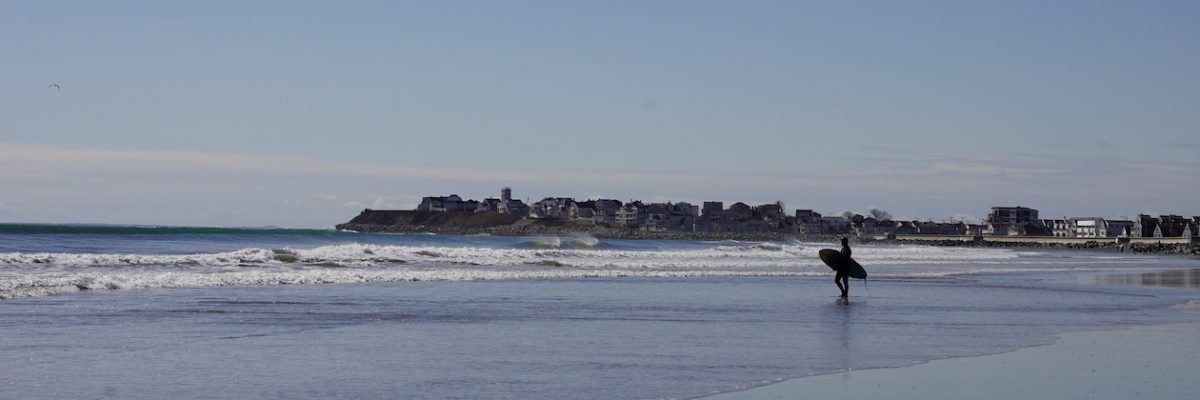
48 83 61 91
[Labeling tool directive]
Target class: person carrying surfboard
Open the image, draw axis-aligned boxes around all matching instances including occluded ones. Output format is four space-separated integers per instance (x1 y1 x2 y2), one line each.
818 239 867 300
836 237 851 298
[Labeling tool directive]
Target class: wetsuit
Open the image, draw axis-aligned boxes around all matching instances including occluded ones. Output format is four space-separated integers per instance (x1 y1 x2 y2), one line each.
835 242 851 297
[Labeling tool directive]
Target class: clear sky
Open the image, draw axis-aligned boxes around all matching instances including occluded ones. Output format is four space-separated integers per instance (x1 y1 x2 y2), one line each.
3 1 1198 227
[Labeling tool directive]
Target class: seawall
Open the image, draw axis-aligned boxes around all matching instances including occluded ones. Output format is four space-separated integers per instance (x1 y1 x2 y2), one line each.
870 234 1200 255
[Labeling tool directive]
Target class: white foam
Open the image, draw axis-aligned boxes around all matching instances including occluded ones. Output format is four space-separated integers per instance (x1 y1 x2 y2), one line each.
0 242 1152 300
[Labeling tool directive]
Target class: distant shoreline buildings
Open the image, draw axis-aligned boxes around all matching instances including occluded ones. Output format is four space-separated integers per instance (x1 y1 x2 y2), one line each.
402 188 1200 239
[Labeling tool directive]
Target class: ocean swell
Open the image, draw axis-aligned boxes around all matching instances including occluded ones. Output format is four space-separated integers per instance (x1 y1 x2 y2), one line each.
0 242 1126 300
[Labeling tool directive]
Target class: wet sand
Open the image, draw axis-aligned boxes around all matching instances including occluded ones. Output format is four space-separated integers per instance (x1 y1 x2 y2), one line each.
1097 268 1200 289
705 322 1200 400
706 267 1200 400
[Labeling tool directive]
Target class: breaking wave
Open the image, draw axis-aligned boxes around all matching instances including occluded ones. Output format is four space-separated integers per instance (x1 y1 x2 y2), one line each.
519 234 602 249
0 242 1138 300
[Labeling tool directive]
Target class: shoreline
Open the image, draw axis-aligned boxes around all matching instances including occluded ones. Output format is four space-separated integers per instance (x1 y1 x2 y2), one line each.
701 265 1200 400
701 321 1200 400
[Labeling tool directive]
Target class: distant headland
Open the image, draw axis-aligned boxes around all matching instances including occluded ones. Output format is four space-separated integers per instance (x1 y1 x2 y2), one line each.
335 187 803 241
335 188 1200 254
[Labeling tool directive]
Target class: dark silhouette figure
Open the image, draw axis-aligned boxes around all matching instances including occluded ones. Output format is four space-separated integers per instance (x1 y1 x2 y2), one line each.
835 237 851 298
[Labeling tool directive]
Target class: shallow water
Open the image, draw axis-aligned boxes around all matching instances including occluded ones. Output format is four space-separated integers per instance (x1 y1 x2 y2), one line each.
2 228 1198 399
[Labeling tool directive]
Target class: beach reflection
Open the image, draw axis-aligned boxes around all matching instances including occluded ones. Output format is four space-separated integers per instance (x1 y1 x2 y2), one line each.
1098 268 1200 289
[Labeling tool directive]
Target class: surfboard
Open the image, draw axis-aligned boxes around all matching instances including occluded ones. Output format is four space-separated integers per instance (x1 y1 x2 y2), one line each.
818 249 867 279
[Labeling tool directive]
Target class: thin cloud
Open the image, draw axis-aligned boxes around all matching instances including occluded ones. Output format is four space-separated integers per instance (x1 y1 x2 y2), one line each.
1034 137 1116 151
0 142 1178 197
0 142 990 191
2 142 1198 226
0 142 1068 192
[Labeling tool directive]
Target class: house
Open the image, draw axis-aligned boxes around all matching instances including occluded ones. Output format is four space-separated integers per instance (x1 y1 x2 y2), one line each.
965 224 985 236
416 194 464 212
1106 220 1134 238
988 206 1040 224
987 221 1053 236
799 216 848 234
531 197 576 219
727 202 753 220
820 216 850 234
984 222 1016 236
795 209 820 222
1025 222 1053 236
801 219 824 234
591 199 623 225
497 187 529 216
501 200 529 216
475 198 501 213
847 214 867 232
1158 215 1191 237
794 210 825 234
850 217 869 235
416 196 438 211
569 201 597 223
702 202 724 219
863 219 897 236
917 221 966 235
1134 214 1158 238
643 203 673 230
616 201 647 227
675 202 698 217
755 202 786 222
984 206 1048 236
1069 217 1106 238
895 221 920 235
1041 219 1071 237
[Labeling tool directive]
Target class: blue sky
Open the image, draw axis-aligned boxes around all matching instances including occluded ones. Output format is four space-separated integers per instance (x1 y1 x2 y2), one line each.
2 1 1198 227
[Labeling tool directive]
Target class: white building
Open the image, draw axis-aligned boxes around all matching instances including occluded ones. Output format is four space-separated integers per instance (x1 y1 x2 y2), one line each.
1069 217 1105 238
1041 219 1071 237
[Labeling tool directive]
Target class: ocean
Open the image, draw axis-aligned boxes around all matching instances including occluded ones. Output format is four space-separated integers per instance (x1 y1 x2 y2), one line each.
2 224 1198 399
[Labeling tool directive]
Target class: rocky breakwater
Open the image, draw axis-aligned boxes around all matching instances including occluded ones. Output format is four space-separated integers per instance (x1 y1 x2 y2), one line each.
335 210 522 235
884 238 1200 255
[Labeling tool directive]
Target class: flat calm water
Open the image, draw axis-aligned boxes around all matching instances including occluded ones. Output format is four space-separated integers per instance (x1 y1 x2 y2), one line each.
2 226 1198 399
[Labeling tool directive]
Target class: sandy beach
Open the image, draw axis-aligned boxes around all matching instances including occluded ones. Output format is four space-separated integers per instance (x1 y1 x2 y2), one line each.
706 321 1200 400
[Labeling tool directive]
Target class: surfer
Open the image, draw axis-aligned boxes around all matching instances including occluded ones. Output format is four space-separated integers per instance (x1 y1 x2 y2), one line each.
835 237 851 298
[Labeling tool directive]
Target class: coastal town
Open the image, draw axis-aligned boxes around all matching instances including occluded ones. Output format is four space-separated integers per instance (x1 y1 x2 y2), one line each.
341 188 1200 245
